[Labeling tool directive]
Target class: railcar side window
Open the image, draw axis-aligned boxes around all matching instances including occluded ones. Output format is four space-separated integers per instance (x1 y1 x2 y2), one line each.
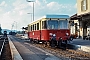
37 23 39 30
35 24 36 30
47 20 58 29
59 20 68 29
33 25 34 31
42 21 47 29
29 26 31 31
31 25 32 31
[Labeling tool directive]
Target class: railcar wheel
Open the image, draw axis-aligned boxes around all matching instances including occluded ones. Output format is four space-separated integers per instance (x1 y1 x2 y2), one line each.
64 40 67 50
43 41 48 47
50 39 56 48
36 40 39 44
30 38 34 43
58 38 62 48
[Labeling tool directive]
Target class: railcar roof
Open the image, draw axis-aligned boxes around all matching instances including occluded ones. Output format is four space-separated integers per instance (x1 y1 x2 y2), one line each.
42 15 69 18
28 15 69 25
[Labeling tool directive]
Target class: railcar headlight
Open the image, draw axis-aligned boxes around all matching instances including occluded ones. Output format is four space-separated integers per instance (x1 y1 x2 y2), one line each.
66 33 69 36
49 33 53 36
53 34 56 37
59 37 62 40
60 38 62 40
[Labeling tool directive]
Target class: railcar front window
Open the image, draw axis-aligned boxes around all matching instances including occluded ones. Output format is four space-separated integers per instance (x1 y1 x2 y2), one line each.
59 20 68 29
47 20 58 29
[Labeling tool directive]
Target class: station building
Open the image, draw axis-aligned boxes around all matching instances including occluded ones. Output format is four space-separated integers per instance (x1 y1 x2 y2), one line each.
70 0 90 38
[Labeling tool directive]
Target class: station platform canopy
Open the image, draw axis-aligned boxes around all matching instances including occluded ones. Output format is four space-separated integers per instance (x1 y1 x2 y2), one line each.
70 12 90 20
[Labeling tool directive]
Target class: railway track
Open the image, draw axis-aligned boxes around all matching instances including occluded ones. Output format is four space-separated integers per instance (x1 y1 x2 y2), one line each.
0 36 6 57
0 36 12 60
16 35 90 60
31 43 90 60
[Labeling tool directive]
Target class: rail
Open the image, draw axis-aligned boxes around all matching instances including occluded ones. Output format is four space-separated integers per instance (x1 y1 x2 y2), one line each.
0 39 5 56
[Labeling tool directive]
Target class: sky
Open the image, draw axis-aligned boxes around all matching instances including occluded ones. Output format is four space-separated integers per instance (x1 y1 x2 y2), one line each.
0 0 77 31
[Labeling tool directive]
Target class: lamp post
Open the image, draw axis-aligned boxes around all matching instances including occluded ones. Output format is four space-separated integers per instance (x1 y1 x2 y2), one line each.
26 0 34 21
27 13 32 22
14 21 17 33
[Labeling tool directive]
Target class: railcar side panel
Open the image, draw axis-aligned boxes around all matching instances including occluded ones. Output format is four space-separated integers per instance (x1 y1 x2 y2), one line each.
41 30 49 41
29 30 41 40
28 29 70 41
41 29 70 41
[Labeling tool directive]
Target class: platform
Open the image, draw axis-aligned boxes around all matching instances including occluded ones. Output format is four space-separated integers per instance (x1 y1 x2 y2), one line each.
8 37 23 60
71 39 90 53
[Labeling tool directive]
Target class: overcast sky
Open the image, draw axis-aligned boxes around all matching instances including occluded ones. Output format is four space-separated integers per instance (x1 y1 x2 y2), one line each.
0 0 77 31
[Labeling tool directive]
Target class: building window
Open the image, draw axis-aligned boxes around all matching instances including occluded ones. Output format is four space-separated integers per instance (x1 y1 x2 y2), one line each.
81 0 87 11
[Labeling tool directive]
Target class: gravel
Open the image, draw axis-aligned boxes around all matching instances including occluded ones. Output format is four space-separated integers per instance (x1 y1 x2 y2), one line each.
0 40 12 60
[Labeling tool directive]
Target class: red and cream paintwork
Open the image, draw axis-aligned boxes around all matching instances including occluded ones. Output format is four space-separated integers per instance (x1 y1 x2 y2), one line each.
28 15 70 42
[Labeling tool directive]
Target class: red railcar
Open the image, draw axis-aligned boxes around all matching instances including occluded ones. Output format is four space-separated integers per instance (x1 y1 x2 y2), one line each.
28 15 71 48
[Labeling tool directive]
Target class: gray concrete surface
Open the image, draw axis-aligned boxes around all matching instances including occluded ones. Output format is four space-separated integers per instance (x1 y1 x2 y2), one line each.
9 35 62 60
71 39 90 53
8 37 23 60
